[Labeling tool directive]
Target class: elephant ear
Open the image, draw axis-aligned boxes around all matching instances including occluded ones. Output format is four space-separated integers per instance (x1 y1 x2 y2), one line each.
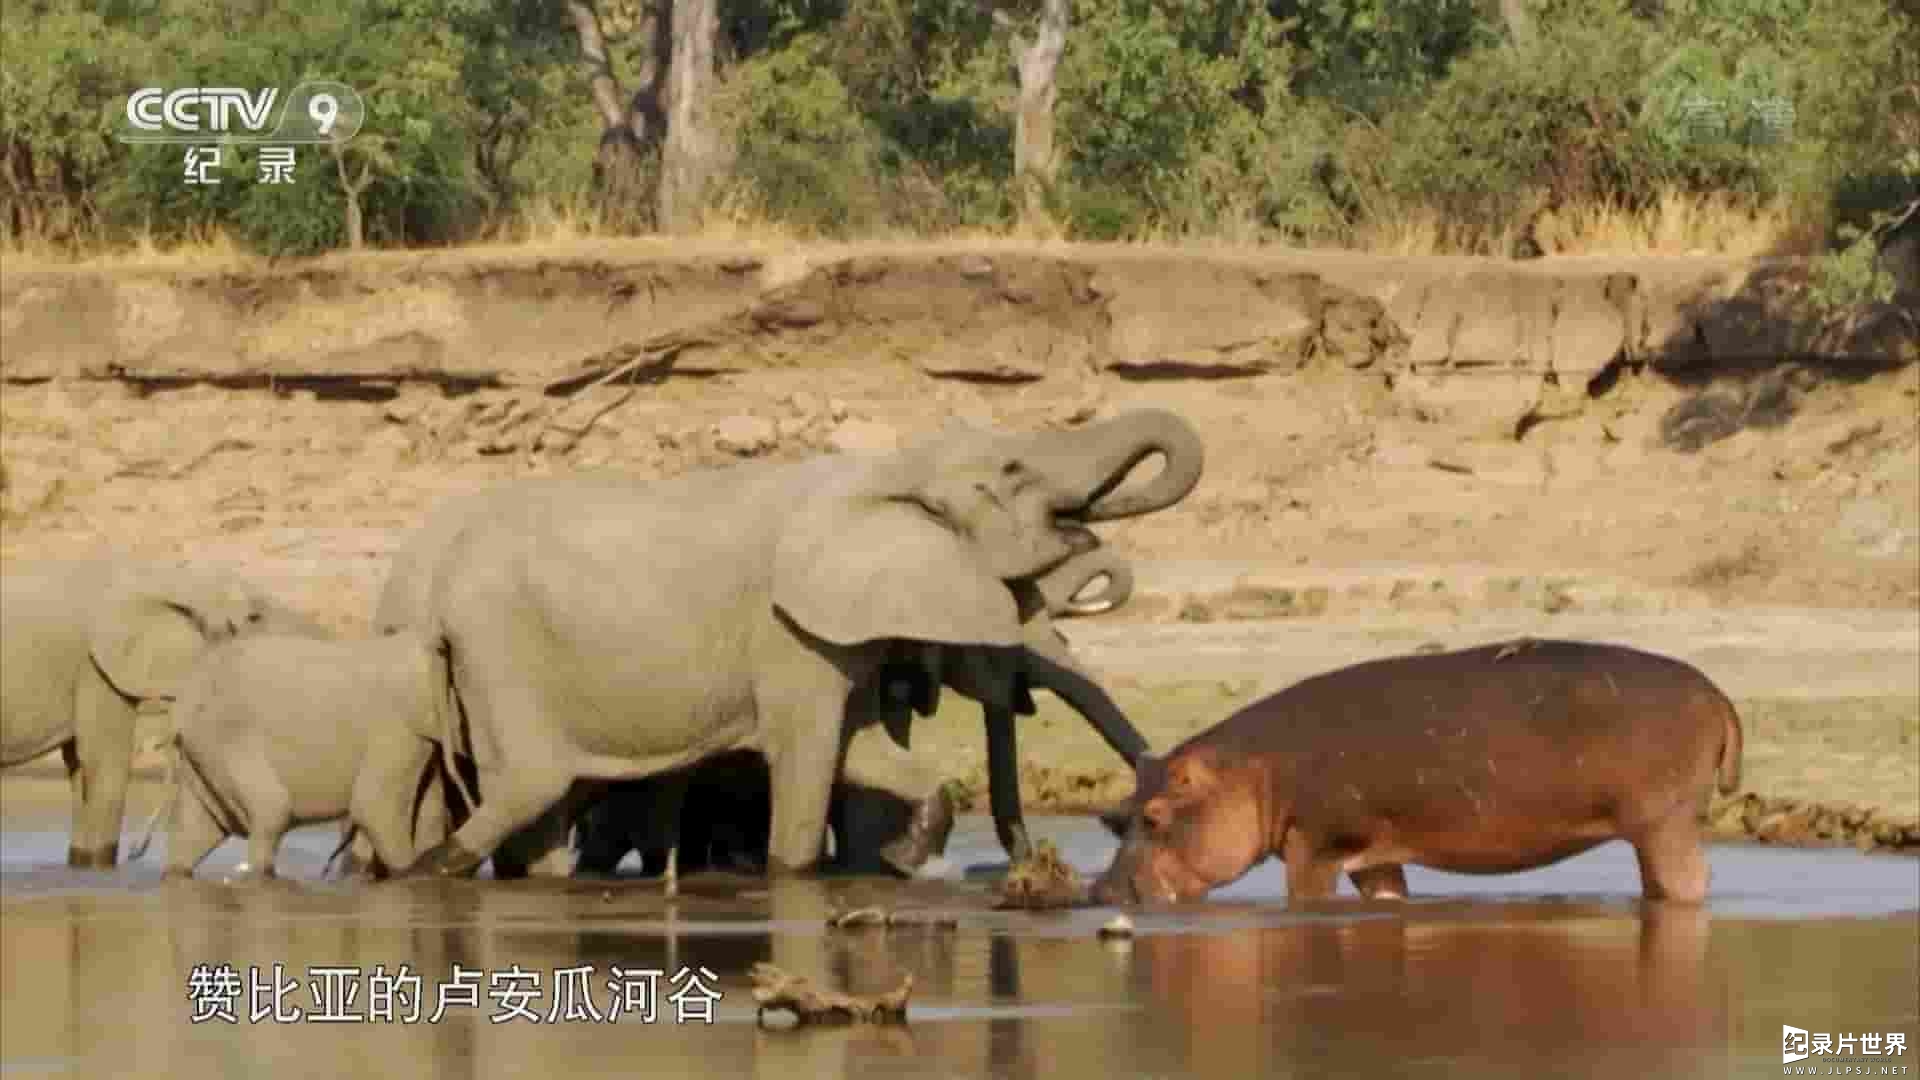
89 594 219 702
774 496 1024 649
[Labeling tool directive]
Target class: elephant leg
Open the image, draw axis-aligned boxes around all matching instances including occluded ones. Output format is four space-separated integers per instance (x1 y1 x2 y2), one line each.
61 740 87 848
494 797 580 879
339 828 376 878
412 762 453 855
164 782 227 881
409 763 573 878
761 695 848 877
839 725 954 877
573 793 633 877
234 779 291 881
351 739 436 878
984 704 1033 864
69 677 137 869
401 679 576 880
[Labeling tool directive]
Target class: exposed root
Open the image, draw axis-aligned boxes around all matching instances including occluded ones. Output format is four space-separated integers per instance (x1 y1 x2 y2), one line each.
995 839 1088 909
751 963 913 1026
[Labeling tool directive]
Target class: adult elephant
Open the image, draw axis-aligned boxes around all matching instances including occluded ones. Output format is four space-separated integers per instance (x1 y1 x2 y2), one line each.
386 408 1202 880
0 560 323 868
573 546 1139 877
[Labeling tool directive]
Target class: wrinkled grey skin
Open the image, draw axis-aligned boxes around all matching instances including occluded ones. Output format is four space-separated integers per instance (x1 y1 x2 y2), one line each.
376 409 1203 880
129 631 457 880
573 547 1139 878
0 560 323 868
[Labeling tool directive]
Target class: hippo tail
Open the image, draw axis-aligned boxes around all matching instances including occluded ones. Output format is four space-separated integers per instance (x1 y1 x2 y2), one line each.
1714 692 1744 795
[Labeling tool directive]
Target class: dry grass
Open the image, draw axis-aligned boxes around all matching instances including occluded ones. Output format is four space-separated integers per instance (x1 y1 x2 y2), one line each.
1529 189 1816 257
0 186 1822 272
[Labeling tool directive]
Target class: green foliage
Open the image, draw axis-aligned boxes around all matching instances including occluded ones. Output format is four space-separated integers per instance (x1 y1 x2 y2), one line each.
0 0 1911 264
711 33 895 234
1356 0 1664 232
1805 218 1901 316
0 3 157 247
1269 0 1492 116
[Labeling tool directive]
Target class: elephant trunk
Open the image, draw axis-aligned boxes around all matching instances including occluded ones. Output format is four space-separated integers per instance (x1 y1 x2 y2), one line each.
1040 549 1135 618
1025 651 1149 766
1036 409 1205 524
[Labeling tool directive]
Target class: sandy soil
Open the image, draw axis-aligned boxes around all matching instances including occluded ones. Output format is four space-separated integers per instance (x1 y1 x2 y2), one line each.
2 243 1915 851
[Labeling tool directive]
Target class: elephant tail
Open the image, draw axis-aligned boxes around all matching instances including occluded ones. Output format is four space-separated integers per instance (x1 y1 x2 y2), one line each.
430 634 479 816
127 732 183 863
321 823 361 879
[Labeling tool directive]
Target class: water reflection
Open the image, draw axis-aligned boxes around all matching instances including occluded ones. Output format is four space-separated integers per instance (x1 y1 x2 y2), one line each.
2 845 1916 1078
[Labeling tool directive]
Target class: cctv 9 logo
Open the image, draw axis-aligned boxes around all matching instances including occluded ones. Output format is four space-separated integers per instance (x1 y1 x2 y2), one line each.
121 82 366 144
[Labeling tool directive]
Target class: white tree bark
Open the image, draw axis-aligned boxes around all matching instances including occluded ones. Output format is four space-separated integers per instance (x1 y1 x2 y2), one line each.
658 0 721 233
565 1 628 131
996 0 1069 229
1499 0 1536 49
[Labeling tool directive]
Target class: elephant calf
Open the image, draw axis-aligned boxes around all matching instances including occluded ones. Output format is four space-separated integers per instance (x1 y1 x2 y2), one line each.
134 631 456 880
2 559 323 868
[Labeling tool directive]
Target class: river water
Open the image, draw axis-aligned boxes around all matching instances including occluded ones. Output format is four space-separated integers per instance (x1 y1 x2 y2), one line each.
2 813 1915 1079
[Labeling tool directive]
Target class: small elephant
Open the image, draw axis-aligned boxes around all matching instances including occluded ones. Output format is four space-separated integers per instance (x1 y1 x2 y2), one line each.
0 559 323 868
130 630 459 880
375 408 1202 880
572 546 1141 878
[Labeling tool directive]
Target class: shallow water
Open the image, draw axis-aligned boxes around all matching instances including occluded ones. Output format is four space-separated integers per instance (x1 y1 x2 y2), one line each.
3 815 1916 1079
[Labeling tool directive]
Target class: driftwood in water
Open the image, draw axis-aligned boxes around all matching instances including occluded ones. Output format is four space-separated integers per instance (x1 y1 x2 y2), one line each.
995 839 1087 909
750 963 913 1026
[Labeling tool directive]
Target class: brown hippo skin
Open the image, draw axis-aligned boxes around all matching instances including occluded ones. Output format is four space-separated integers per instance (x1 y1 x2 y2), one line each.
1090 639 1744 907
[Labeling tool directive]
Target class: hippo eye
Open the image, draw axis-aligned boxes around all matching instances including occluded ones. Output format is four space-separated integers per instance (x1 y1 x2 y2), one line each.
247 612 264 624
1001 461 1025 476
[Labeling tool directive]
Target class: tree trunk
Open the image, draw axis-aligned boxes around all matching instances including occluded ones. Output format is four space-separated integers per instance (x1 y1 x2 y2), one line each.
1007 0 1069 232
657 0 721 233
332 142 371 249
566 0 657 233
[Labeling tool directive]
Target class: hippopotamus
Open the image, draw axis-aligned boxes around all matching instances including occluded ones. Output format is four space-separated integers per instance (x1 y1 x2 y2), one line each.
1090 638 1744 907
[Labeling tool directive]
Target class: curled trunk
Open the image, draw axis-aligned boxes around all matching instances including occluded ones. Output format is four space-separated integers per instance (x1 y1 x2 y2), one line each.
1029 409 1206 523
1038 548 1135 617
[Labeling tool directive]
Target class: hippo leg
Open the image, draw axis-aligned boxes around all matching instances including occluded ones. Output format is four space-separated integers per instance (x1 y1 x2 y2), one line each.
1280 829 1342 903
1629 810 1709 903
1349 864 1408 900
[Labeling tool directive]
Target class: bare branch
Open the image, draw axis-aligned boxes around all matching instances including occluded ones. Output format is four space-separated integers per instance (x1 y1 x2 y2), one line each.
565 1 631 130
1032 0 1068 65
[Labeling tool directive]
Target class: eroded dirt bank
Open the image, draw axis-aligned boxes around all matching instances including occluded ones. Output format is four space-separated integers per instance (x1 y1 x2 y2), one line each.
2 244 1915 850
